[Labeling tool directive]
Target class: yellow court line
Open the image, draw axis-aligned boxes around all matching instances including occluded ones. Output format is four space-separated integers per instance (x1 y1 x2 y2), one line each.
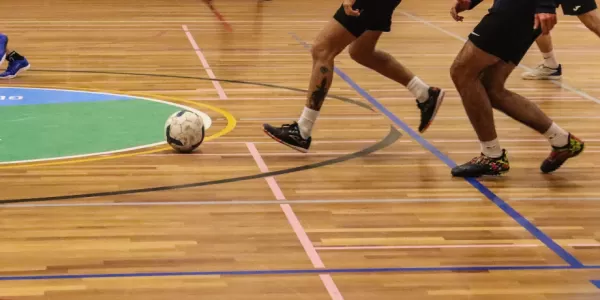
0 85 237 169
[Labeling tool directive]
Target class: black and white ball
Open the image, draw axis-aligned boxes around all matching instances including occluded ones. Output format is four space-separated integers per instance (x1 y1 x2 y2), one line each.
165 110 205 153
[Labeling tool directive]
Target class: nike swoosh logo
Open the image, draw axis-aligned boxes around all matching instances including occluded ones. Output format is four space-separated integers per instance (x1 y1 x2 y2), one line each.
574 5 581 11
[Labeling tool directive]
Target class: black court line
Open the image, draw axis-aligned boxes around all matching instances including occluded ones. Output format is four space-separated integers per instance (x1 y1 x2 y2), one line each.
1 69 400 204
0 127 400 204
30 69 375 111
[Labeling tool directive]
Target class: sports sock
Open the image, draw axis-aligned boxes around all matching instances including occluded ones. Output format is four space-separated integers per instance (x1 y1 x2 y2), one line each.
297 106 319 139
407 76 430 103
543 122 569 147
542 51 559 69
480 139 503 158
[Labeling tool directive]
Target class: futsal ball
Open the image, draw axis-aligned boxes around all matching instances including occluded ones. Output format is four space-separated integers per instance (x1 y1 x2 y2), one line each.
164 110 205 153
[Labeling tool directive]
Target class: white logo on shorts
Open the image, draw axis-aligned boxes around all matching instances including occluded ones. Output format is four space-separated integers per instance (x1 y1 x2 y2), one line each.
470 32 480 37
574 5 582 11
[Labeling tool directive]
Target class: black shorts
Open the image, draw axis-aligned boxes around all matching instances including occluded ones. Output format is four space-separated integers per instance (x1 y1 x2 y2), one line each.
333 0 402 37
468 12 541 65
559 0 597 16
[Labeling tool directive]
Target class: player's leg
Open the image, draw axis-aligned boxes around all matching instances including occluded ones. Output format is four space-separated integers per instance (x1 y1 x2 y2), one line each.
521 34 562 80
450 40 509 177
578 9 600 37
0 33 30 79
348 31 445 132
482 62 584 174
262 8 358 152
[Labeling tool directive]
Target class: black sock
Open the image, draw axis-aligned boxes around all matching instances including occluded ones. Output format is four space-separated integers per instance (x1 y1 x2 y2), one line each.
7 51 24 62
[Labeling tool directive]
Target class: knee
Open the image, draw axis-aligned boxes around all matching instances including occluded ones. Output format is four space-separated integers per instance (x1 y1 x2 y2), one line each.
348 44 373 65
311 40 337 62
450 59 472 88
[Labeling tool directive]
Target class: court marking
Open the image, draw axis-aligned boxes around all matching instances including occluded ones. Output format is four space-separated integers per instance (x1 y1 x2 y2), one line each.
0 265 600 282
512 197 600 201
0 198 482 208
0 86 212 165
289 33 584 268
314 244 541 250
29 69 374 111
247 142 344 300
592 280 600 289
399 10 600 105
0 127 401 204
182 24 228 99
0 85 235 169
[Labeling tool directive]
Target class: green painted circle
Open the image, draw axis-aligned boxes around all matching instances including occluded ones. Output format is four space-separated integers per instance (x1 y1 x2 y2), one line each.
0 96 186 164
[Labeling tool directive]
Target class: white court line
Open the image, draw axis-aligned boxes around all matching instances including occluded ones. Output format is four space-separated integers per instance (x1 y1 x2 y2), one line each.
511 197 600 201
399 11 600 105
246 142 343 300
182 25 227 100
1 198 481 208
314 244 540 250
142 149 600 157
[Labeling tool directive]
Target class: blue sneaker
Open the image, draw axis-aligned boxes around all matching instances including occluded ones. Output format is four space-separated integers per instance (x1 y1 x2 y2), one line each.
0 57 30 79
0 34 7 65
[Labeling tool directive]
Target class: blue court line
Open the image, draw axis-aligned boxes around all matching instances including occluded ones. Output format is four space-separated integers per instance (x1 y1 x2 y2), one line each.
1 265 599 281
593 280 600 289
288 33 584 268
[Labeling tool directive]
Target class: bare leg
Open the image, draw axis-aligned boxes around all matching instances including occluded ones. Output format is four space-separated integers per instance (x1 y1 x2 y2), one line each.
348 31 414 86
535 34 554 54
481 59 584 174
578 9 600 37
450 41 500 143
261 19 355 152
305 20 356 111
482 62 553 133
348 31 446 132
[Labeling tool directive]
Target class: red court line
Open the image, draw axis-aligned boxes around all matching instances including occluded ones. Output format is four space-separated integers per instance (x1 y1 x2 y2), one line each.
203 0 233 32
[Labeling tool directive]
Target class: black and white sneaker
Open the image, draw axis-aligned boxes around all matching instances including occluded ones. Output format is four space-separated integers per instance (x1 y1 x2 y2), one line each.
263 122 311 153
417 87 445 133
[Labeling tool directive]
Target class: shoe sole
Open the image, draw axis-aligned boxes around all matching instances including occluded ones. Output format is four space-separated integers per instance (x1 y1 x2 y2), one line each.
419 89 445 133
262 128 309 153
0 63 30 80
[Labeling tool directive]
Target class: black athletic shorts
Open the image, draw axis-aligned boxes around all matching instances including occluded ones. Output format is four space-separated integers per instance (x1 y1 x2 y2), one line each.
559 0 597 16
333 0 402 37
468 12 541 65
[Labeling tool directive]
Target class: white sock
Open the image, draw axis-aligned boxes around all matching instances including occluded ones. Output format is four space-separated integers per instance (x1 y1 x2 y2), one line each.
543 122 569 147
297 106 319 139
542 51 559 69
480 139 503 158
407 76 430 103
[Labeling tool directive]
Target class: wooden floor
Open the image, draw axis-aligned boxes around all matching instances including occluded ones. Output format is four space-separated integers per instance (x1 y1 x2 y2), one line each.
1 0 600 299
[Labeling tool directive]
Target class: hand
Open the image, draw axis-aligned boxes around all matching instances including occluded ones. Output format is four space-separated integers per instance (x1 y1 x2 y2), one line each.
534 13 557 34
343 0 360 17
451 0 471 22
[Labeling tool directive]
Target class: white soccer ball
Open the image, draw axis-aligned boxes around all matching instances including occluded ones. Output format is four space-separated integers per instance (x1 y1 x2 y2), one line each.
164 110 205 153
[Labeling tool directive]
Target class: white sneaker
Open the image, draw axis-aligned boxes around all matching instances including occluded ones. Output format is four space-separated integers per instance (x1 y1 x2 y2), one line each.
522 64 562 80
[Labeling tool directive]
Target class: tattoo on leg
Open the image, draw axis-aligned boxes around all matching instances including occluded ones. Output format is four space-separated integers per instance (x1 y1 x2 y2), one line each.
309 78 328 110
320 66 329 74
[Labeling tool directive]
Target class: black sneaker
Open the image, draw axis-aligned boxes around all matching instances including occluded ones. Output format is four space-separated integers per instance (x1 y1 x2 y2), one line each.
263 122 311 153
417 87 445 133
540 134 584 174
451 150 510 177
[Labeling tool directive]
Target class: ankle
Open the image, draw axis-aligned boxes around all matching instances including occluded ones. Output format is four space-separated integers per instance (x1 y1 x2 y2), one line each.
480 138 503 158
